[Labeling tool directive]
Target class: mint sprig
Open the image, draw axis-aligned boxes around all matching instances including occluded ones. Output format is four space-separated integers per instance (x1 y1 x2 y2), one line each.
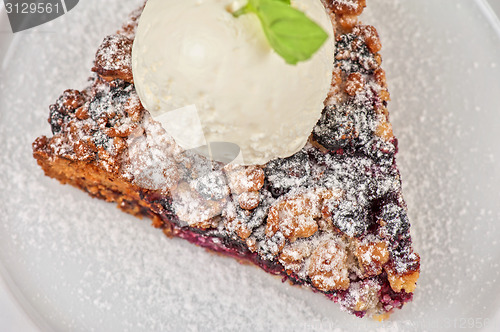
233 0 329 65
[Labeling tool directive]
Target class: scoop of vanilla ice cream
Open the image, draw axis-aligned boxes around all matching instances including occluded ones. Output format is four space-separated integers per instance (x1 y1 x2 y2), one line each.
132 0 334 165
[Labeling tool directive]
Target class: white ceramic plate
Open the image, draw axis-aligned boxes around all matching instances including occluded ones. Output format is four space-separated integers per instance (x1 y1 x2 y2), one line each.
1 1 500 331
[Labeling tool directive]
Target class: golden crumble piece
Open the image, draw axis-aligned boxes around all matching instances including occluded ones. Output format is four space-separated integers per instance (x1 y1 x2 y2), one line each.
93 34 134 83
266 192 321 242
338 14 359 31
104 122 139 138
376 106 389 118
374 68 387 88
307 240 350 291
71 140 94 162
124 95 145 123
353 25 382 54
345 72 366 96
75 107 89 120
329 0 366 16
112 137 128 155
226 215 253 240
355 241 390 277
246 237 258 253
223 198 254 240
171 182 223 230
379 89 391 102
225 165 265 195
353 292 378 312
385 265 420 293
238 191 260 211
349 280 382 313
236 224 252 240
61 90 85 111
375 120 394 142
279 240 314 274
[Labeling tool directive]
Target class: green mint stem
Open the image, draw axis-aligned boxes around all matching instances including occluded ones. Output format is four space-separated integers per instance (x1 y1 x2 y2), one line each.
232 3 254 18
231 0 328 65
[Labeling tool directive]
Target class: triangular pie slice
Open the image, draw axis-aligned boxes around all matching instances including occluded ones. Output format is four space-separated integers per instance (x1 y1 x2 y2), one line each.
33 0 420 319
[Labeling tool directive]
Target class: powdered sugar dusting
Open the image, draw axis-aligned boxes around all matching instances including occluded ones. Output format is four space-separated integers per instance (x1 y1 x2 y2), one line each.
125 113 180 190
95 35 132 72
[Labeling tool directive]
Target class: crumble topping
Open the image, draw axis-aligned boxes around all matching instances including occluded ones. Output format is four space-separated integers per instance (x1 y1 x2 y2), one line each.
354 240 390 277
327 0 366 16
93 35 134 83
238 191 260 211
340 279 381 312
225 165 265 195
266 190 321 243
308 238 350 291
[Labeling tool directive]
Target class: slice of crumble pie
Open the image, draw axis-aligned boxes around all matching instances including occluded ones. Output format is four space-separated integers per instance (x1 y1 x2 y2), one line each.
33 0 420 319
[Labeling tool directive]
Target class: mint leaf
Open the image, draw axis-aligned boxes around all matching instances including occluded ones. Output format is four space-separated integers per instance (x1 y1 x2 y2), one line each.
232 0 328 65
257 1 328 64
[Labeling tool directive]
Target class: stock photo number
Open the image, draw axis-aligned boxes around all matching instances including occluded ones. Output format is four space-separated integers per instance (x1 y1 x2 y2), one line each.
3 0 79 33
5 2 61 14
445 317 490 329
